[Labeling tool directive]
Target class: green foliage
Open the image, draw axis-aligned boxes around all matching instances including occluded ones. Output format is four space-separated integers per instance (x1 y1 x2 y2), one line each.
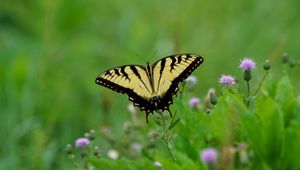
1 0 300 169
90 157 157 170
80 76 300 170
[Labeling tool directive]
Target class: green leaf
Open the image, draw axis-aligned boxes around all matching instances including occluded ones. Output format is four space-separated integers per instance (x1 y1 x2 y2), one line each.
209 92 247 141
275 76 297 126
153 117 162 126
175 135 199 161
243 95 284 169
281 120 300 170
175 151 202 170
168 118 180 130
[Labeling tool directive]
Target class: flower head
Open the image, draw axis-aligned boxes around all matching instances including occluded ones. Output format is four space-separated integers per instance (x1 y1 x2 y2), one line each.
185 75 198 87
75 138 90 149
148 130 158 142
200 148 218 164
128 103 136 114
219 75 235 86
107 149 119 160
154 161 163 169
239 58 256 71
189 97 200 108
128 103 137 121
131 142 142 154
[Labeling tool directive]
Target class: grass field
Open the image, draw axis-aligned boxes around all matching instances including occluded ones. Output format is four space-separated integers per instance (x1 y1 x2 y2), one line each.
1 0 300 169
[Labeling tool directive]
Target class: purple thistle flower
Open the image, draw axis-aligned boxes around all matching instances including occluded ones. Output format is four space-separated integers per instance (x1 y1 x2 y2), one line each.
200 148 218 164
239 58 256 71
75 138 90 149
219 75 235 86
189 97 200 108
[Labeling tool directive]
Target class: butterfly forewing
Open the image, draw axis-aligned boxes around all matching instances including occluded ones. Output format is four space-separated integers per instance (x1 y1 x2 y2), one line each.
95 65 153 99
152 54 203 97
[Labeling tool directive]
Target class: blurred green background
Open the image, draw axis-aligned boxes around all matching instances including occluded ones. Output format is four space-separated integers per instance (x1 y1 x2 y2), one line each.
1 0 299 169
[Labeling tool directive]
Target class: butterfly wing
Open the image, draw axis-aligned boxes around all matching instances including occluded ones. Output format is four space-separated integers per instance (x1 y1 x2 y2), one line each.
95 65 153 111
152 53 204 110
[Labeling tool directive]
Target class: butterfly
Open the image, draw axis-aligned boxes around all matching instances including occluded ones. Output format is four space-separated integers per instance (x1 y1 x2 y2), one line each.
95 53 204 123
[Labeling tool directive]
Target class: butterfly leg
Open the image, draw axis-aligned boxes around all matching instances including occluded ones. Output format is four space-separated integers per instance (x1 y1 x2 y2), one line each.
167 108 173 118
146 111 150 124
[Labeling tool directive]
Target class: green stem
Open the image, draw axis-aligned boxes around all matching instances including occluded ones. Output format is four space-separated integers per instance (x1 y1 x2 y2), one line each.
246 81 250 108
83 156 88 170
253 71 269 97
158 111 176 161
67 155 79 170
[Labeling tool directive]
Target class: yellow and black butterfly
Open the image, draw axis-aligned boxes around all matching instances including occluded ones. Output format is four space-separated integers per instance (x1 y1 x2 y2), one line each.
95 53 204 123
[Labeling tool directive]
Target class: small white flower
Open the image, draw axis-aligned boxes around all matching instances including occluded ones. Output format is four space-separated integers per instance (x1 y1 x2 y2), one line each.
131 142 142 153
107 149 119 160
185 75 198 87
128 103 136 114
154 161 163 169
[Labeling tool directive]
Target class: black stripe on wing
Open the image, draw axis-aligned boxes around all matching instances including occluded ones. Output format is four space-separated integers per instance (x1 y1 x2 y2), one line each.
166 54 203 95
95 65 154 113
96 65 144 93
153 53 204 109
96 70 155 123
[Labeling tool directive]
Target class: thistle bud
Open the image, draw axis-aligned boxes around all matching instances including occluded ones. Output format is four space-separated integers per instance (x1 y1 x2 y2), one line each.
89 129 96 140
243 70 251 81
93 146 101 158
84 133 90 139
288 60 296 68
263 60 270 71
209 91 217 105
282 52 289 63
65 144 73 154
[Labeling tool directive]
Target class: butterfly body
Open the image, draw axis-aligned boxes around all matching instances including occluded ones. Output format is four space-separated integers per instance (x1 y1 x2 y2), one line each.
96 53 204 123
